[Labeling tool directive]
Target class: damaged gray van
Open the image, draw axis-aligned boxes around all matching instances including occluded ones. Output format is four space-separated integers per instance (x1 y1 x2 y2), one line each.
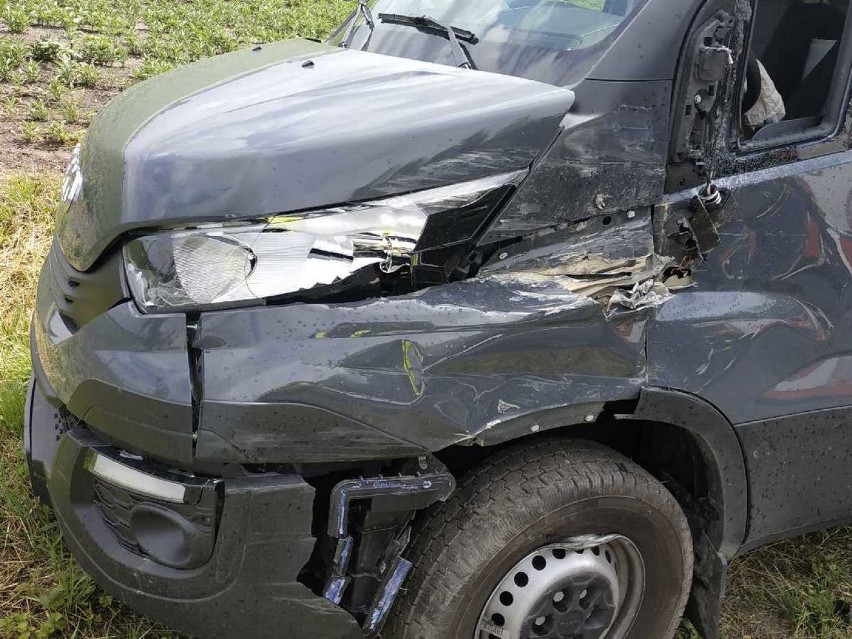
24 0 852 637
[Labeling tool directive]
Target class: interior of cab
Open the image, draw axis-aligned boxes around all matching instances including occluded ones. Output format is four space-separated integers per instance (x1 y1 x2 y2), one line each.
475 0 644 49
743 0 850 140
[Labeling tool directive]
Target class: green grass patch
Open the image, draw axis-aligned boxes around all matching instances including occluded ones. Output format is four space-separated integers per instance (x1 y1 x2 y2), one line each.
0 0 351 153
0 173 178 638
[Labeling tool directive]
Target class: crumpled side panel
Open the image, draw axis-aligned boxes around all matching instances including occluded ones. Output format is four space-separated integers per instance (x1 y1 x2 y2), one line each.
481 79 670 242
198 270 650 461
650 151 852 548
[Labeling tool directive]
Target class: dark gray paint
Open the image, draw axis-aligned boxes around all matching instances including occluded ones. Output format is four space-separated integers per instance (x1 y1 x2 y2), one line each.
58 39 335 271
651 150 852 545
25 0 852 636
585 0 705 81
61 47 574 271
58 0 709 272
198 259 647 461
123 50 573 218
737 407 852 549
481 79 671 241
33 261 194 463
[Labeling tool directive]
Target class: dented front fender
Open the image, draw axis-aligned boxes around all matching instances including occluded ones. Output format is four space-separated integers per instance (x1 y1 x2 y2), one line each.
195 213 671 463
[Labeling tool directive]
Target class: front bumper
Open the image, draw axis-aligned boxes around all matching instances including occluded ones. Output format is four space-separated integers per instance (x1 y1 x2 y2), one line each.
24 379 362 639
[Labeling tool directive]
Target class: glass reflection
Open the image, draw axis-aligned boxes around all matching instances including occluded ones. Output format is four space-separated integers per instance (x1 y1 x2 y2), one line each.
331 0 646 85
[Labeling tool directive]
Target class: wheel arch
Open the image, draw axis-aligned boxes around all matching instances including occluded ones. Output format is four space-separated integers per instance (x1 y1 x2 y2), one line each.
624 387 748 557
437 387 747 555
433 386 748 639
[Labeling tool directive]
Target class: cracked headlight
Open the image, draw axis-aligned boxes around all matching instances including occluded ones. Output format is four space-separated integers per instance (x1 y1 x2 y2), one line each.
123 171 523 313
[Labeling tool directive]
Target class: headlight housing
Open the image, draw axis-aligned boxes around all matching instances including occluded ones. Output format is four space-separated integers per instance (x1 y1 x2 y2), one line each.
124 171 523 313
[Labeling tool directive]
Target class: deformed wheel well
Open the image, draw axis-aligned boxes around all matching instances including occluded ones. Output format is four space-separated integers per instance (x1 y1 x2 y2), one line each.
293 391 743 638
436 418 717 544
433 387 748 639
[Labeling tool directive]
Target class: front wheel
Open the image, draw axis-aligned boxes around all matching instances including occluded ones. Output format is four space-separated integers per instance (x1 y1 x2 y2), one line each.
385 439 693 639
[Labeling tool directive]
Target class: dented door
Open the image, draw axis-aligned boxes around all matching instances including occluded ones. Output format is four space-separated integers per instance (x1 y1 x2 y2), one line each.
653 0 852 546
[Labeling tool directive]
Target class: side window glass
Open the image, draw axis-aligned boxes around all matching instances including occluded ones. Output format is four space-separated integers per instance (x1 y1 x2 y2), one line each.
740 0 851 145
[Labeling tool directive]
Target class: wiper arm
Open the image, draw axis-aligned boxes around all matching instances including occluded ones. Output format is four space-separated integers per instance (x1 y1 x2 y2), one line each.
342 0 376 49
378 13 478 70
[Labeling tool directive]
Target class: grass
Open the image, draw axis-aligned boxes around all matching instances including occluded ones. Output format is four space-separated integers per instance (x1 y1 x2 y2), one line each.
0 0 351 161
0 1 851 638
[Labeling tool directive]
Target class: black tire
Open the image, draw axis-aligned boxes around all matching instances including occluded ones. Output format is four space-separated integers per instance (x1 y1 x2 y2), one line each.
385 439 693 639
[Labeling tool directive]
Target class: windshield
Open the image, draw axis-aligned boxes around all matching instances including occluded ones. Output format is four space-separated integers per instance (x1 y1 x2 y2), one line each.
330 0 646 86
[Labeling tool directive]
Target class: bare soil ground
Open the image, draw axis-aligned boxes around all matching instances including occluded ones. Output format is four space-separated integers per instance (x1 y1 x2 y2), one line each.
0 24 133 175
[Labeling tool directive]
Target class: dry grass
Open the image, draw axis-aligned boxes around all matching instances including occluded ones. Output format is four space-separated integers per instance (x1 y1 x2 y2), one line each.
721 528 852 638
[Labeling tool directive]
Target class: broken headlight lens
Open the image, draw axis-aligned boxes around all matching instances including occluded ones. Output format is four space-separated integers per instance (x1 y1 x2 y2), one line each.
123 171 523 313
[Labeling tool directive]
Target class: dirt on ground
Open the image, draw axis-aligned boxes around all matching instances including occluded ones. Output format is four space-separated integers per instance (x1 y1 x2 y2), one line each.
0 24 138 177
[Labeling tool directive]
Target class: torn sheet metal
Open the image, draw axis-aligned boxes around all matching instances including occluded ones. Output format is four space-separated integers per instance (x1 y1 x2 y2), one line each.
483 209 658 273
484 211 675 311
503 254 670 299
480 80 670 242
364 557 412 636
196 211 670 462
607 279 673 316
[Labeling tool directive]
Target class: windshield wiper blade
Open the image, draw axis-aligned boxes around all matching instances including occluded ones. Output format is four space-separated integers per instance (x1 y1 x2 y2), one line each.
378 13 478 69
342 0 376 49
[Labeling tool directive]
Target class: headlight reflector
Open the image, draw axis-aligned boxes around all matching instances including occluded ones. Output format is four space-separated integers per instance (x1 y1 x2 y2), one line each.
124 171 524 312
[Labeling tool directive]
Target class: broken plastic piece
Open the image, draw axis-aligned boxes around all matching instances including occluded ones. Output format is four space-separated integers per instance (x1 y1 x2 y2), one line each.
364 556 413 636
328 472 456 538
323 577 350 605
322 536 355 604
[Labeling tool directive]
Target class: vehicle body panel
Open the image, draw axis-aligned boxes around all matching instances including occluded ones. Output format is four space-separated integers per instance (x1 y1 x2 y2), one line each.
33 258 195 463
60 43 574 271
41 420 362 639
197 215 652 462
24 0 852 637
651 151 852 546
482 79 670 240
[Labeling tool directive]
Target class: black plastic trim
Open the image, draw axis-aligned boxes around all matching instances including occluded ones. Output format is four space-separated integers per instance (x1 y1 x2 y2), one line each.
44 427 363 639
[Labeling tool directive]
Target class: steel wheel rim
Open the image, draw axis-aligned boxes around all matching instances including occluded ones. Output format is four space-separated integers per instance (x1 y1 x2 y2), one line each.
475 534 645 639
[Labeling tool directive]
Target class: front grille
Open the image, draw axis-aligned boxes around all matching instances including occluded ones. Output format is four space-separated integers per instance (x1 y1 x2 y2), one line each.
93 477 218 558
55 407 80 440
93 478 147 554
45 239 126 329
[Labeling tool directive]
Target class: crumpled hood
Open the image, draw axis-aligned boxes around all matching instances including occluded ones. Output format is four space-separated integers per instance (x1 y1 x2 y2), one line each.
59 39 575 271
